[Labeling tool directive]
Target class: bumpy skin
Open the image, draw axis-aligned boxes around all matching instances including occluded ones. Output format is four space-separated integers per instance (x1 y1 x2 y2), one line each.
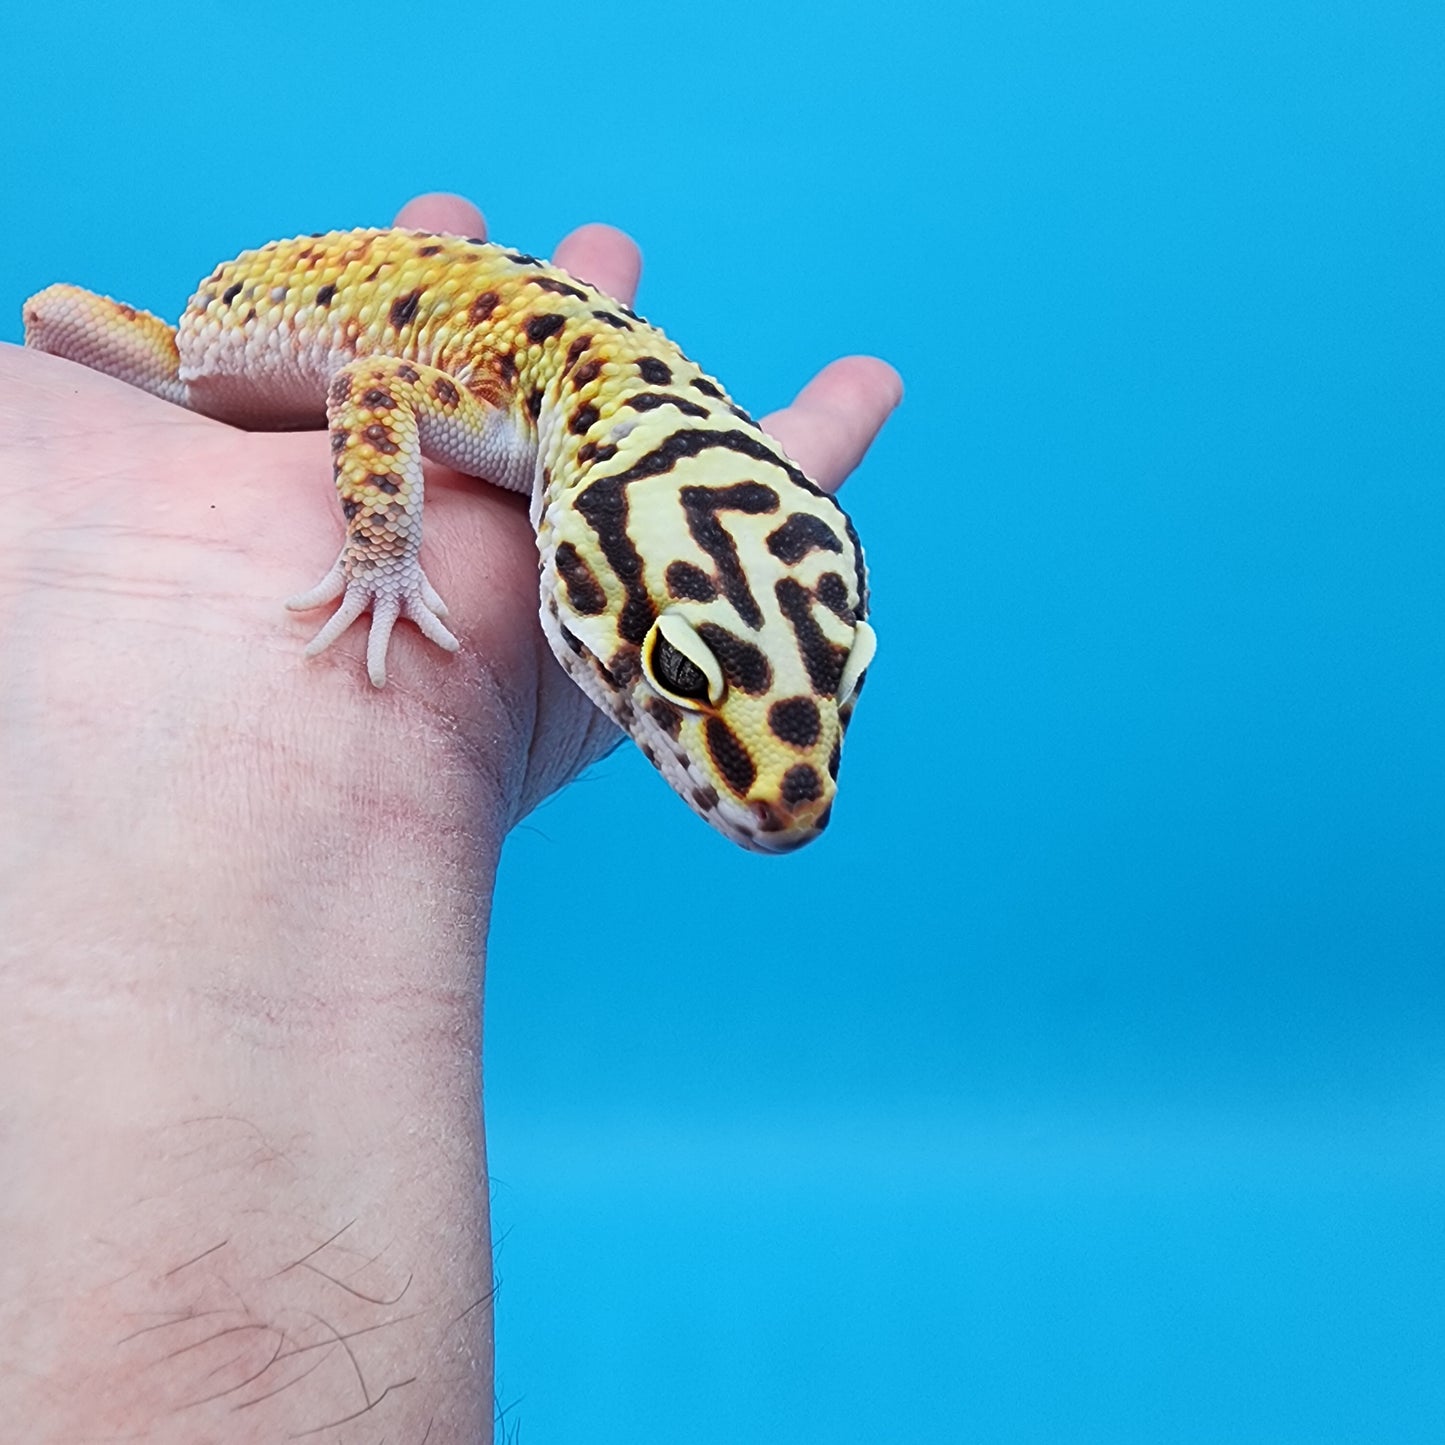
23 228 875 853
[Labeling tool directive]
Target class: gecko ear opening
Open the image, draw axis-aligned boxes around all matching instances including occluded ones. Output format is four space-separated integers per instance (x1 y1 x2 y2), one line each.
644 613 725 709
838 620 876 703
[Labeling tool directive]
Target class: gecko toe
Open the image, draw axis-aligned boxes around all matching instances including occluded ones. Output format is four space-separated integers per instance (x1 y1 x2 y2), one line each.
286 558 348 612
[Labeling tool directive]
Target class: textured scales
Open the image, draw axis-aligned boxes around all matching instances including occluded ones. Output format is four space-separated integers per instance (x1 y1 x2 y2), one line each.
23 228 875 853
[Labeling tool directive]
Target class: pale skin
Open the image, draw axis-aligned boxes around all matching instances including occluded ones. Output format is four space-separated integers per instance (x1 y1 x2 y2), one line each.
0 193 901 1442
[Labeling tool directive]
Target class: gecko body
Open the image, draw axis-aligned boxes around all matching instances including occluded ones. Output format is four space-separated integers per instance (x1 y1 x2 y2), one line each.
24 228 874 852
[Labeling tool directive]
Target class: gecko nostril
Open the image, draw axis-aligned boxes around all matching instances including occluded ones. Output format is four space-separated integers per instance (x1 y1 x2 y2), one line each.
750 800 787 833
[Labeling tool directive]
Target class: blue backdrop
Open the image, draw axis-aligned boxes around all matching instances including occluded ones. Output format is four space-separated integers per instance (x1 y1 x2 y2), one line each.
4 1 1442 1438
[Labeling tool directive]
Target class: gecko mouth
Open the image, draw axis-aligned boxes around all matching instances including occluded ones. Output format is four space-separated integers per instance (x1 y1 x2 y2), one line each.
716 796 832 854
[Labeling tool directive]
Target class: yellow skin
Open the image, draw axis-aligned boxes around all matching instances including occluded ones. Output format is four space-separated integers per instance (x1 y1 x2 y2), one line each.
24 220 880 852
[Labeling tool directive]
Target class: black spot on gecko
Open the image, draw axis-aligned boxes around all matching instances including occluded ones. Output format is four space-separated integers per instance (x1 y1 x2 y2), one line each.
828 740 841 779
843 511 870 614
591 308 632 330
329 428 348 454
526 313 566 344
573 358 602 387
815 571 854 621
625 392 710 419
221 282 243 305
564 334 594 373
503 250 540 265
776 577 847 696
705 718 757 797
389 290 423 330
361 388 395 409
466 236 487 245
396 363 421 384
574 479 656 645
555 542 608 615
245 308 257 322
781 764 824 807
692 784 720 812
691 377 723 398
766 512 845 565
769 697 822 749
637 357 673 385
679 481 781 629
417 243 443 256
608 645 642 686
607 428 813 493
645 697 683 738
560 625 585 655
534 276 589 300
316 283 336 306
499 353 517 384
527 388 544 420
570 404 600 436
329 373 352 405
342 498 360 520
665 562 716 602
727 404 754 424
696 623 773 695
432 376 459 407
371 473 401 495
362 423 399 454
469 291 500 324
576 441 618 465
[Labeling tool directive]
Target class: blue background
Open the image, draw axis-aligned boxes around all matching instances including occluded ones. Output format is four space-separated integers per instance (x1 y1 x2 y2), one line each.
4 1 1443 1438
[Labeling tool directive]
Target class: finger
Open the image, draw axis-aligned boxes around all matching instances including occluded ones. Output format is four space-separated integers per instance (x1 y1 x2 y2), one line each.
553 224 642 306
758 355 903 493
393 193 488 238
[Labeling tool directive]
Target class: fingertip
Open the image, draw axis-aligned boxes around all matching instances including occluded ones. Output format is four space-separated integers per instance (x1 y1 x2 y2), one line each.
393 193 488 237
804 355 904 415
855 355 905 411
553 223 643 304
759 355 904 493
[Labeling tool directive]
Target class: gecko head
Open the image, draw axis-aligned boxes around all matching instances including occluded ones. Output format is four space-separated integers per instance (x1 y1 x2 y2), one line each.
625 602 875 852
543 470 873 853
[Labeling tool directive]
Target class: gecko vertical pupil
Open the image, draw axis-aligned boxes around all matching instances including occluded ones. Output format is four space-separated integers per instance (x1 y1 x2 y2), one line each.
652 634 710 701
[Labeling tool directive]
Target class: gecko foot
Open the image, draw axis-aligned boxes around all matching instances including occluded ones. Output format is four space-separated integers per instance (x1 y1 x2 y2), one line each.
286 555 458 687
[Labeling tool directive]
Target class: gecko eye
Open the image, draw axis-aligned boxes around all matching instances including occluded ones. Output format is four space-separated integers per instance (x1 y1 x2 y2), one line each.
838 620 877 703
655 638 709 698
644 613 724 708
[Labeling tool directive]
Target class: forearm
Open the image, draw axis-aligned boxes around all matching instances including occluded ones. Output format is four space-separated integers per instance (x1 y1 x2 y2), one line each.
0 679 504 1441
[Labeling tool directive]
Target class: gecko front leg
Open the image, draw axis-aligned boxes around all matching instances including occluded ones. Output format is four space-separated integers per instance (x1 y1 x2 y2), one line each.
288 356 520 687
